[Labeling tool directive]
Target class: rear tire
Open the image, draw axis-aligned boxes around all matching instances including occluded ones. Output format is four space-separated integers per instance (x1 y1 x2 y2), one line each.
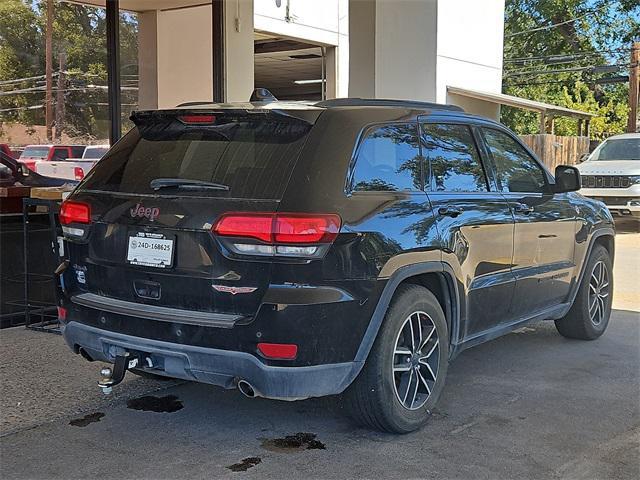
344 284 449 433
555 244 613 340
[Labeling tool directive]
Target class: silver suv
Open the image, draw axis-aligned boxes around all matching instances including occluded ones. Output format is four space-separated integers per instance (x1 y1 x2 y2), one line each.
577 133 640 219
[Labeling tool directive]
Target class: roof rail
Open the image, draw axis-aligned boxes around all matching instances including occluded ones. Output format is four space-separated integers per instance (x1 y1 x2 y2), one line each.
315 98 464 112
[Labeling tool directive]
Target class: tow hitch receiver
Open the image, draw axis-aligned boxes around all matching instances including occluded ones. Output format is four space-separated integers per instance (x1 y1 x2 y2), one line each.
98 352 150 394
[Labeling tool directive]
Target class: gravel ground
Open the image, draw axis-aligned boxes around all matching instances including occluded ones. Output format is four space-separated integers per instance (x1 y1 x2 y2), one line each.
0 220 637 479
0 327 181 436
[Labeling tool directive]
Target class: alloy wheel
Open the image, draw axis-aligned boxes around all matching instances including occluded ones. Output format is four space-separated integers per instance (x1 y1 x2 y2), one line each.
392 311 440 410
588 260 610 326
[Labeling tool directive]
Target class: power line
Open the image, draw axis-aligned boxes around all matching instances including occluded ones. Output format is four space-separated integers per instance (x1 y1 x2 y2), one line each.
0 85 139 96
504 48 631 64
0 105 44 113
0 71 138 87
506 4 610 38
0 74 54 86
504 62 633 78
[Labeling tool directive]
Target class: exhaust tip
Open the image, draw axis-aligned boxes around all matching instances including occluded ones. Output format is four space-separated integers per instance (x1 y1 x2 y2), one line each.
78 347 94 362
237 380 256 398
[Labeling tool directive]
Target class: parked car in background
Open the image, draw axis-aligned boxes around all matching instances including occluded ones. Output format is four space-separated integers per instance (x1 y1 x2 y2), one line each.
18 144 86 171
59 97 615 433
577 133 640 219
0 143 16 159
0 151 74 188
35 144 109 181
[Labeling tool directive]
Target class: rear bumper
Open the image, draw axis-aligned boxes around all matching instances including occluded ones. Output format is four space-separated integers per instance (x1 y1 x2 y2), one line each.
62 321 362 400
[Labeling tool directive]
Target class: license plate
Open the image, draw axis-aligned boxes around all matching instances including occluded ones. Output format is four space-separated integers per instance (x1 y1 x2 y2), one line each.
126 232 174 268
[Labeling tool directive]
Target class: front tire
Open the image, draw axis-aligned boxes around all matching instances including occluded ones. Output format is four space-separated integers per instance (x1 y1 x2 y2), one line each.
555 244 613 340
344 284 449 433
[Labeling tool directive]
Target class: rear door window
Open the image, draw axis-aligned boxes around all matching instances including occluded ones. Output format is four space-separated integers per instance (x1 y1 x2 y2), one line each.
420 123 488 192
351 123 422 192
79 113 314 200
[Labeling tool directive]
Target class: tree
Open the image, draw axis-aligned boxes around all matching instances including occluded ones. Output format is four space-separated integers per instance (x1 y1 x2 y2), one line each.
0 0 138 140
0 1 43 127
503 0 640 138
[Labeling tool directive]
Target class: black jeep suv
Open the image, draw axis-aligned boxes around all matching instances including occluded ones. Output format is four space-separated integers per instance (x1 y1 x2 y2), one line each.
59 98 615 433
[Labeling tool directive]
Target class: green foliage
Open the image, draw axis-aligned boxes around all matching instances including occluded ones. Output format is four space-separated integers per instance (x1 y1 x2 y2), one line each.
0 0 137 139
503 0 639 139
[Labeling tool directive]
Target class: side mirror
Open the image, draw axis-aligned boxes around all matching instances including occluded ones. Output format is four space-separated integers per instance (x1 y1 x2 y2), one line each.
554 165 581 193
578 153 589 163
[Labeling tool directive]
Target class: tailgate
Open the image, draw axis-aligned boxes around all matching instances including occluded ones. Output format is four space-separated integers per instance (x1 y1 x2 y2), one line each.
64 108 320 319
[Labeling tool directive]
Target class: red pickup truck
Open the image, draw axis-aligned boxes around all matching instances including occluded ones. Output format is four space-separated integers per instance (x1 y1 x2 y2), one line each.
18 145 86 171
0 144 15 159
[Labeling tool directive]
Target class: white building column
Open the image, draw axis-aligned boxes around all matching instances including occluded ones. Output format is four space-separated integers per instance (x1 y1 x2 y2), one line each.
137 10 159 109
349 0 438 101
348 0 376 97
223 0 254 102
374 0 438 101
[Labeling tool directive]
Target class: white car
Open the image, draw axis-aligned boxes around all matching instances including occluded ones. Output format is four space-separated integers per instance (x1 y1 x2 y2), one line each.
35 144 109 181
577 133 640 219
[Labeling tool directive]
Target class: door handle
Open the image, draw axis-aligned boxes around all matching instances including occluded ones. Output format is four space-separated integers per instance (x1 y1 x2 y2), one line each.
438 206 463 217
513 203 534 214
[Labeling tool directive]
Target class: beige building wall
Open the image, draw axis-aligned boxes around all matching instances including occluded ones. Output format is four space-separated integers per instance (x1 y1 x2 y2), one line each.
157 5 213 108
375 0 437 101
348 0 438 101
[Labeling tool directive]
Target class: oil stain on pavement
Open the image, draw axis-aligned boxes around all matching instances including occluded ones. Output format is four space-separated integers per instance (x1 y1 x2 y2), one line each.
126 395 183 413
226 457 262 472
261 432 326 453
69 412 105 427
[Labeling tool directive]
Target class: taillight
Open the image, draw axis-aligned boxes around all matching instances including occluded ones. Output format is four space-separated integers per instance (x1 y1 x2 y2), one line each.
213 212 341 258
74 167 85 180
213 213 273 243
257 342 298 360
60 199 91 227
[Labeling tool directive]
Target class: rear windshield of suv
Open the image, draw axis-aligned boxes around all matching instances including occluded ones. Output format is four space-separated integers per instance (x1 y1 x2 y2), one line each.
79 112 315 199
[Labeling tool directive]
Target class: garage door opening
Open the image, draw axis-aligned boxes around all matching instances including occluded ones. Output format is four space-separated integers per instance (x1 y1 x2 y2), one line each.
254 34 328 101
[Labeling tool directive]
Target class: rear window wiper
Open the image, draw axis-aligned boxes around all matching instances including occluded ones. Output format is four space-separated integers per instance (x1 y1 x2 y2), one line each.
150 178 230 191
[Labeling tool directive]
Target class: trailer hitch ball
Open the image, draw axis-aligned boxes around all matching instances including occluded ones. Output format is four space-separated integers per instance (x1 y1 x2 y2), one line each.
98 353 136 394
99 367 114 395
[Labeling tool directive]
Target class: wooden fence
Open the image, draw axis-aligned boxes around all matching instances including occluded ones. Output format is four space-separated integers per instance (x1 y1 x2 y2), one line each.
519 134 590 170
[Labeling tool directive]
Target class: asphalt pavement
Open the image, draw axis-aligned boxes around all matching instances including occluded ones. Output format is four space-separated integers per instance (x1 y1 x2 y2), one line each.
1 219 638 479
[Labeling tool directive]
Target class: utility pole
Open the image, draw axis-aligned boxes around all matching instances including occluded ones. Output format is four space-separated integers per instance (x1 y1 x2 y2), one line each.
628 41 640 133
54 51 66 141
45 0 54 141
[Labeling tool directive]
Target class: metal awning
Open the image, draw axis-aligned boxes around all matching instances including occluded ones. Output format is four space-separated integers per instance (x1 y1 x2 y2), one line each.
447 86 595 120
447 86 594 136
